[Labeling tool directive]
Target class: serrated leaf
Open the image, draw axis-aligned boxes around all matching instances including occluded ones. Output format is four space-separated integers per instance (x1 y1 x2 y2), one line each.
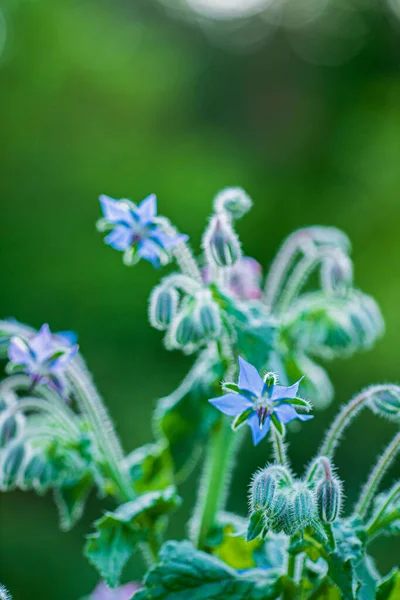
85 487 181 587
125 441 173 493
354 555 379 600
328 519 367 600
134 540 281 600
53 472 93 531
154 350 223 479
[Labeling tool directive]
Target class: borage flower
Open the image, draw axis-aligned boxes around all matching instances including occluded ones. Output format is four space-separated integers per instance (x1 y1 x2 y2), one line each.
88 581 139 600
98 194 188 267
7 324 78 395
209 357 313 445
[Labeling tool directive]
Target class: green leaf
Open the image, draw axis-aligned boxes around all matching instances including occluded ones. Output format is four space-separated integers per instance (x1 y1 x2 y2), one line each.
207 512 262 570
154 350 224 479
377 569 400 600
247 510 265 542
369 485 400 539
354 555 379 600
85 487 181 587
134 540 281 600
328 518 367 600
53 472 93 531
125 441 174 493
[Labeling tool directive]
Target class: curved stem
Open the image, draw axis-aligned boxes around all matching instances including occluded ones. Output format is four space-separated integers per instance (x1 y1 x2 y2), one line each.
190 417 238 549
318 385 391 459
355 432 400 519
3 397 79 437
366 481 400 538
67 361 133 502
278 254 319 314
263 232 308 310
155 217 202 282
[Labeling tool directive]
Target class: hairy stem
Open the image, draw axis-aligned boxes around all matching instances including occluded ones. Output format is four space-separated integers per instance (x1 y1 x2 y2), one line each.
271 427 288 465
366 481 400 538
355 432 400 519
318 385 393 458
190 417 238 549
155 217 202 282
4 396 79 437
68 360 133 502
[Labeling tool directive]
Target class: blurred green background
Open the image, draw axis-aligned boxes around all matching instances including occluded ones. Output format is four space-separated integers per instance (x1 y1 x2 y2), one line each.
0 0 399 598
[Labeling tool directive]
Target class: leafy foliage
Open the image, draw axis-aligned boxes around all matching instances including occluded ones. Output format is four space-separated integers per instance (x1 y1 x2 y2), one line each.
85 487 181 587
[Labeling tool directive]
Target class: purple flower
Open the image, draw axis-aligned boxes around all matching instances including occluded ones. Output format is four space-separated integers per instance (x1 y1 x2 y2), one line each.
89 581 140 600
209 357 313 445
99 194 188 267
7 324 78 394
203 256 262 300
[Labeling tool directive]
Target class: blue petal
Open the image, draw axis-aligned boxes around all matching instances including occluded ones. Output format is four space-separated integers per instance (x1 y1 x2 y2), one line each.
136 194 157 225
138 239 161 266
31 324 54 360
99 195 134 226
269 378 303 402
104 226 133 251
8 336 31 365
56 330 78 346
151 229 189 250
209 393 252 416
247 412 270 445
275 402 313 424
238 356 264 397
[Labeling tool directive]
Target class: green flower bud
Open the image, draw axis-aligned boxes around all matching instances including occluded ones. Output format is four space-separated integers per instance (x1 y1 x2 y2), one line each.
269 492 290 534
169 306 200 353
291 485 316 528
22 453 46 491
249 469 277 514
203 215 241 267
0 415 20 448
1 442 25 489
213 187 253 220
368 386 400 424
316 478 342 523
194 293 221 340
149 285 179 331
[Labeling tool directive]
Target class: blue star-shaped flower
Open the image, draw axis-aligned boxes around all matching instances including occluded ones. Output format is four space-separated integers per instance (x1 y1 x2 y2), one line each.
99 194 188 267
7 324 78 394
209 357 313 445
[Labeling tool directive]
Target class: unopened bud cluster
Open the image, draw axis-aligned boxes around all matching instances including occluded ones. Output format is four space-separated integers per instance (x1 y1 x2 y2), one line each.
149 282 222 354
213 187 253 220
247 458 343 541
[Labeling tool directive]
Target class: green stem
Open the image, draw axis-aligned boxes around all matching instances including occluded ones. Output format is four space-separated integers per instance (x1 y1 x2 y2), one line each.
319 387 374 458
287 542 297 579
355 432 400 519
68 362 133 503
366 482 400 538
272 427 287 465
190 417 238 549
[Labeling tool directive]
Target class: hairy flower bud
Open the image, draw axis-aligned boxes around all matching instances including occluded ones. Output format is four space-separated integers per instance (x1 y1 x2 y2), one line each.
322 249 353 295
203 215 241 267
149 285 179 331
269 492 290 534
249 469 277 514
0 414 24 449
213 187 252 220
316 478 342 523
291 485 316 528
0 442 25 489
194 292 221 340
367 386 400 424
168 307 200 353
